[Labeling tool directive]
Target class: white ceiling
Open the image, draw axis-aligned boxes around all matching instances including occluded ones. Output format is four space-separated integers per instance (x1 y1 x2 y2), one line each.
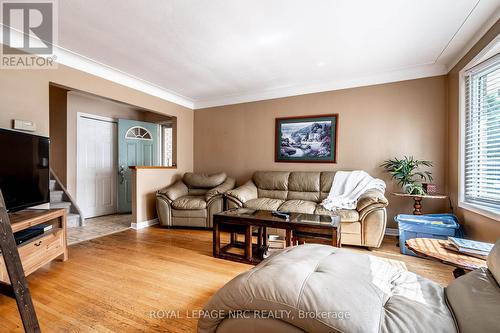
53 0 500 108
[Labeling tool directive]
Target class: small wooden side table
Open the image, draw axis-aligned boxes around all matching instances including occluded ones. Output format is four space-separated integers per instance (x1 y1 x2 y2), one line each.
392 192 448 215
406 238 487 278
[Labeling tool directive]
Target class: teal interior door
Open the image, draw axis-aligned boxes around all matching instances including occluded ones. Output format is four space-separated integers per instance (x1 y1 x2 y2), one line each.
118 119 159 213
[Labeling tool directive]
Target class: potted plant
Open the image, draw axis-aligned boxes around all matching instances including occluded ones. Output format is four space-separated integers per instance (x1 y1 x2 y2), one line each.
380 156 433 195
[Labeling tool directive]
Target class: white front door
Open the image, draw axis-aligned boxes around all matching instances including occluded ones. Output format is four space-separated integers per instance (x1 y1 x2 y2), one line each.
77 114 117 218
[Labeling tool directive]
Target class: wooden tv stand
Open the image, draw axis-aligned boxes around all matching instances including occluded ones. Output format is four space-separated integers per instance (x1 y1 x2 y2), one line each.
0 209 68 283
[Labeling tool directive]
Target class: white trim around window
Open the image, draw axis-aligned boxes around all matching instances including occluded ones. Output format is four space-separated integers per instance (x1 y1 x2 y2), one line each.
458 48 500 221
459 201 500 221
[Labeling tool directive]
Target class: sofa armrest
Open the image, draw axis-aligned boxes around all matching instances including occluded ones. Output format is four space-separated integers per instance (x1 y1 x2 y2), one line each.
356 189 388 212
157 180 188 202
225 180 258 205
206 177 236 202
156 195 173 227
361 207 387 248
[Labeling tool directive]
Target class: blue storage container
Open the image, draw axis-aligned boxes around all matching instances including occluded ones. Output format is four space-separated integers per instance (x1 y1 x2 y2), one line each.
394 214 464 256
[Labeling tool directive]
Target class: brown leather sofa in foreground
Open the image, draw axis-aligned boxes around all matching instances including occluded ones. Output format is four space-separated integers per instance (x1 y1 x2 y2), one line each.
226 171 388 248
198 240 500 333
156 172 235 228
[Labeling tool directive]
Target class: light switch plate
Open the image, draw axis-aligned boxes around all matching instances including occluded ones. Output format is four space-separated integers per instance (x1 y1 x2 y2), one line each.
13 119 37 132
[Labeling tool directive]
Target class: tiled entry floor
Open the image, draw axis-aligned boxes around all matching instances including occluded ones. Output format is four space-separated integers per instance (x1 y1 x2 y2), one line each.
67 214 132 245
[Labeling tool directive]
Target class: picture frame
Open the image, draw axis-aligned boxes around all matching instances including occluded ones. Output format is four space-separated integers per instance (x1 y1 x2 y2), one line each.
275 114 338 163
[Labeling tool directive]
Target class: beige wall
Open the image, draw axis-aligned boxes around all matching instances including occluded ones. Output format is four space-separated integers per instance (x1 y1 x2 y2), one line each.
195 76 449 228
132 168 182 224
448 20 500 242
0 62 193 223
49 85 69 185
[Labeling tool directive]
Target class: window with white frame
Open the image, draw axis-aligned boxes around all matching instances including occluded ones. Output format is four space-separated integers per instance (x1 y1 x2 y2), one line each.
462 54 500 215
161 124 173 167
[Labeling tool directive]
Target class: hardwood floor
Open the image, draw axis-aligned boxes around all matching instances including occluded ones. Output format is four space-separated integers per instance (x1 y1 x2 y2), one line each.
0 227 454 332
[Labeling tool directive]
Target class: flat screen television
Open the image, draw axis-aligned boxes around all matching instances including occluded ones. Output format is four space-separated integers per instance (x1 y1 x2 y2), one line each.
0 128 50 212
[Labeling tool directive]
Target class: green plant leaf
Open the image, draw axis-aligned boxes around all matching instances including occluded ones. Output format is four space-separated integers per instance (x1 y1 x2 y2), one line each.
380 156 433 190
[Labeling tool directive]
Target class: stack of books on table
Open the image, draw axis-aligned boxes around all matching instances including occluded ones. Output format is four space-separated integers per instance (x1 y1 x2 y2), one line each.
447 237 494 260
262 235 285 259
268 235 285 250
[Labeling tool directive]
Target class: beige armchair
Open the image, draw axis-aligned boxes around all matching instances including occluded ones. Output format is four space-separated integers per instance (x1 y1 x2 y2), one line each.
225 171 388 248
156 172 235 228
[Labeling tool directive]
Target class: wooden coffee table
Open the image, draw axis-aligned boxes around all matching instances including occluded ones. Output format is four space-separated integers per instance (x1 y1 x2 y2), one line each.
406 238 487 278
213 209 341 264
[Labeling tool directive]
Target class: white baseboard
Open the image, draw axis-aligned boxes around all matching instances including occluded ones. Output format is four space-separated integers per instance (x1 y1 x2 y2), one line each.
131 218 158 230
385 228 399 236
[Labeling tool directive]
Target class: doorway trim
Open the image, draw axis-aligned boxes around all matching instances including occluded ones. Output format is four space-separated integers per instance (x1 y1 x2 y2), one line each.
78 112 117 124
76 112 118 218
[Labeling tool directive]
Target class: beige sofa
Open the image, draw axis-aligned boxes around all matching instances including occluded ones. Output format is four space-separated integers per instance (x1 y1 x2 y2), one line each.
225 171 388 248
156 172 235 228
199 240 500 333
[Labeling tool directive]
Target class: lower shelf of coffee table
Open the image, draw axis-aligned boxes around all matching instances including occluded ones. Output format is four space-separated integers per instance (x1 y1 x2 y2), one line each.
216 241 264 265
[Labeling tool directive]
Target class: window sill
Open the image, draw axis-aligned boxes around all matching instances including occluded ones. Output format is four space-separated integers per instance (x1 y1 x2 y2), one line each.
459 201 500 221
129 166 177 170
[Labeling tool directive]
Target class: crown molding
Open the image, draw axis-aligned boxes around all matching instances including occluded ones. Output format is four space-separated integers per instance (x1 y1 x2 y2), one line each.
445 5 500 72
1 26 195 109
53 46 195 109
193 63 448 109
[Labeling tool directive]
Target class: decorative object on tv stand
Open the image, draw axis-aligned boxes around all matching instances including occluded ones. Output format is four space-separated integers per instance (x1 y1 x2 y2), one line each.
275 114 338 163
380 156 433 195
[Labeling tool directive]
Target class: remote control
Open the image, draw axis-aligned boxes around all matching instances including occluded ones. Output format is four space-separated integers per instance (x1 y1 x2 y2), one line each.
271 211 290 220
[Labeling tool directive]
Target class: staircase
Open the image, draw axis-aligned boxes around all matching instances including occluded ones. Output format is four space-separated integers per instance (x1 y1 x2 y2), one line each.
49 172 85 228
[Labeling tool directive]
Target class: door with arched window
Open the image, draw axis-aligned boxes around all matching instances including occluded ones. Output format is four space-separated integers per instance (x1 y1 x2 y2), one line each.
118 119 159 213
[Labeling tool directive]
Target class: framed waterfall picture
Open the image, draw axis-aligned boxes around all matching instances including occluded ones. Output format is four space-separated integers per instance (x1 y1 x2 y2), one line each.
275 114 338 163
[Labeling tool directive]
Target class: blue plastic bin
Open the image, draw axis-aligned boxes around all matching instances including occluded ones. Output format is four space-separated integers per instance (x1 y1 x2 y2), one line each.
394 214 464 256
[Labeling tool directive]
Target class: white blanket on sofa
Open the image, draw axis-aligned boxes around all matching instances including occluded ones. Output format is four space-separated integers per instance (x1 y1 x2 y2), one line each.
321 170 386 210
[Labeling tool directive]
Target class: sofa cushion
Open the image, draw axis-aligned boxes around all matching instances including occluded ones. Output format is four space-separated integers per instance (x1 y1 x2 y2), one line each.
188 188 209 196
171 208 207 218
206 177 236 202
226 180 258 204
253 171 290 191
288 172 320 192
287 171 321 200
314 205 359 222
183 172 227 188
158 180 188 201
278 200 317 214
445 268 500 333
487 240 500 283
257 189 288 200
244 198 284 211
319 171 336 200
287 190 320 202
172 195 207 210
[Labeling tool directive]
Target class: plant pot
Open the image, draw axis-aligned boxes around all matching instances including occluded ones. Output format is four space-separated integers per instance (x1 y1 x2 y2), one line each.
402 184 413 194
